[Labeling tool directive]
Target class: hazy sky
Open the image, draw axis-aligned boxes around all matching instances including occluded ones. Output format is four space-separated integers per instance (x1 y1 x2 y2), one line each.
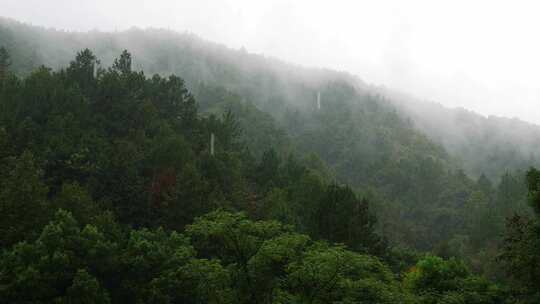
4 0 540 123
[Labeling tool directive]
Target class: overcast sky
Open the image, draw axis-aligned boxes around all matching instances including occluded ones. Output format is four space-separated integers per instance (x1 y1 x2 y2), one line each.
4 0 540 123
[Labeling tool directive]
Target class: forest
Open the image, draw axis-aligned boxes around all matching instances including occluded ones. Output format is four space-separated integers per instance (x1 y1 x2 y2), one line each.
1 18 540 303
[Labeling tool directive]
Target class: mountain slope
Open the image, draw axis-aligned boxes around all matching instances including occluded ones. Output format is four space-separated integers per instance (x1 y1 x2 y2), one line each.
2 17 540 182
383 89 540 179
0 17 534 255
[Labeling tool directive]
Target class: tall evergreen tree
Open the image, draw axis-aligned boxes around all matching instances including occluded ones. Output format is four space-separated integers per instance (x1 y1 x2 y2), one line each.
113 49 132 74
0 46 10 79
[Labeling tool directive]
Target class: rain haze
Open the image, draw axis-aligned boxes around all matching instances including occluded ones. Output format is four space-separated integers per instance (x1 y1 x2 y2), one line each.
3 0 540 124
5 1 540 300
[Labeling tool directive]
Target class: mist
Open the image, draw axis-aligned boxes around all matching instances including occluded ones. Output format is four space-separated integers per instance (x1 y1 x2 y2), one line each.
5 1 540 300
4 0 540 124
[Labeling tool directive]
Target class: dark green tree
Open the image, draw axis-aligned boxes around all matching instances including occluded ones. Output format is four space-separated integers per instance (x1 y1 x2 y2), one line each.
255 148 281 189
499 168 540 303
313 184 386 256
113 49 132 74
405 255 504 304
0 46 10 79
477 173 493 197
0 151 49 248
66 48 99 94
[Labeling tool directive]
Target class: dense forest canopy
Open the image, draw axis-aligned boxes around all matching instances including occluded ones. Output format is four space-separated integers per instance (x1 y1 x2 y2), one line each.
2 16 540 181
1 17 540 303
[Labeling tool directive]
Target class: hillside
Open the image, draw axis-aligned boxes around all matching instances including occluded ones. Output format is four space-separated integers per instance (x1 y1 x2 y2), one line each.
382 88 540 179
3 16 540 302
0 17 534 267
3 17 540 182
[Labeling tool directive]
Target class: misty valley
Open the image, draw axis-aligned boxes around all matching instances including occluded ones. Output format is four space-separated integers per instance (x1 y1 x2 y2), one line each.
1 16 540 304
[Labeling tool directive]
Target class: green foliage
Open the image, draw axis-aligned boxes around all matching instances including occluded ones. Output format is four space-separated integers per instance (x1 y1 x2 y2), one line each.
187 210 408 303
63 269 112 304
0 45 518 302
112 50 131 74
500 168 540 302
0 210 117 303
2 17 534 264
0 49 252 231
0 46 10 79
286 245 406 304
525 167 540 215
311 183 386 256
52 182 100 225
405 256 470 293
0 209 234 303
405 256 504 304
255 148 281 189
66 48 99 94
0 151 49 247
1 209 412 303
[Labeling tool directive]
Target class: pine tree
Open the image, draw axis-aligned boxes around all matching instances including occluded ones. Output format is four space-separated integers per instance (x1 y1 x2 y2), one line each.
0 46 11 79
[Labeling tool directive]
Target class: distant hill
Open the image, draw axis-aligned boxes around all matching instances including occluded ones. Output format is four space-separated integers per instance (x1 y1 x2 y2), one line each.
2 17 539 180
381 88 540 179
1 17 535 252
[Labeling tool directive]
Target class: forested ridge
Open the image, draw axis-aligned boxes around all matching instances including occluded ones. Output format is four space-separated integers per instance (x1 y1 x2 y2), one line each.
382 89 540 180
2 16 540 182
1 18 540 303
